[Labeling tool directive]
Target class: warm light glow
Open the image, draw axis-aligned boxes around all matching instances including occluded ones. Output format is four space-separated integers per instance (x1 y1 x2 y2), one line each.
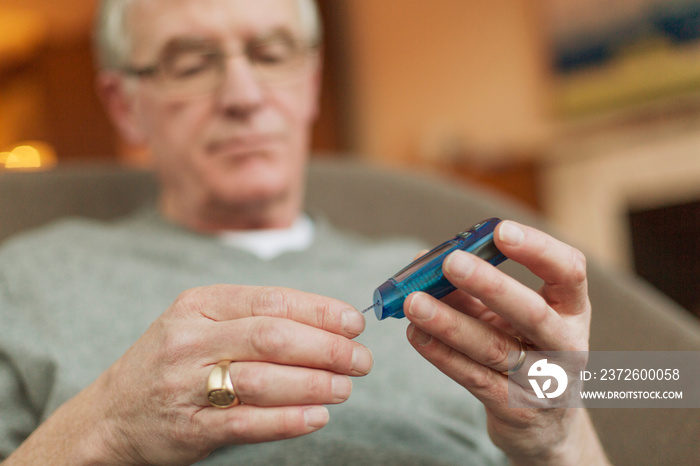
5 146 41 168
0 141 57 170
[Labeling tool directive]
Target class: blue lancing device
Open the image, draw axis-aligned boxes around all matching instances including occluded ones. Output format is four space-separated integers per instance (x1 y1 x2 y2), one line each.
362 218 508 320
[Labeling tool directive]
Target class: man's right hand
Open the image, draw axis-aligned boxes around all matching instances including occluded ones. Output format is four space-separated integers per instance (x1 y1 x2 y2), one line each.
6 285 371 465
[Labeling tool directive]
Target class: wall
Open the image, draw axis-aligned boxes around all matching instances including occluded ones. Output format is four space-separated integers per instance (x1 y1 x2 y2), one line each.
340 0 552 166
0 0 95 45
0 1 117 161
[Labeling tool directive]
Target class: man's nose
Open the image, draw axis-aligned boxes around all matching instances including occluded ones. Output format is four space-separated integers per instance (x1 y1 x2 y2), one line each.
217 56 264 115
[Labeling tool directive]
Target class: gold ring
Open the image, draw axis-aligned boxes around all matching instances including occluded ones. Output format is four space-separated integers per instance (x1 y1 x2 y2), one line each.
207 361 241 408
501 336 527 375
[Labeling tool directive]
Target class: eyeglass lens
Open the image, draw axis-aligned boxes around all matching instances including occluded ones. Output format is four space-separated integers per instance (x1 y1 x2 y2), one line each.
154 36 315 96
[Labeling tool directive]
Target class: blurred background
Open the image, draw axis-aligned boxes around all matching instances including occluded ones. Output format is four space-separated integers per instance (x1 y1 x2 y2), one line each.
1 0 698 317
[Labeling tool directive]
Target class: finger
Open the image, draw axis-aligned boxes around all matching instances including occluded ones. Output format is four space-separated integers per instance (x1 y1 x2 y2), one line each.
195 362 353 407
419 249 512 332
442 250 568 350
412 249 429 260
405 329 559 430
204 316 374 376
405 292 522 374
494 221 589 315
198 404 330 446
440 290 515 334
170 285 365 338
405 323 507 407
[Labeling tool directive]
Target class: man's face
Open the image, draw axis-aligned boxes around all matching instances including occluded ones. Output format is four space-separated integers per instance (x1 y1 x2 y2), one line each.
121 0 320 226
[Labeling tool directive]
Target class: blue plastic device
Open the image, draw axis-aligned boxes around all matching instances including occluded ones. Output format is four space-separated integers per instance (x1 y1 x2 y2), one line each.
366 218 507 320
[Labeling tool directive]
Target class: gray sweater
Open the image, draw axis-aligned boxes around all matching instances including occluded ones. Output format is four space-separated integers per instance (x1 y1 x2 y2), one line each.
0 208 506 465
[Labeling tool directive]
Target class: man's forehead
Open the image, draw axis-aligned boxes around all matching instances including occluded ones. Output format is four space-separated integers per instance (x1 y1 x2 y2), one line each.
128 0 304 53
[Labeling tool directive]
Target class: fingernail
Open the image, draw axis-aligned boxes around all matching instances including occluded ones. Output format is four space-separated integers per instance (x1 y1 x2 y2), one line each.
304 406 329 428
342 309 364 337
498 221 524 247
444 250 475 279
331 375 352 402
407 293 435 321
408 325 432 346
351 346 373 375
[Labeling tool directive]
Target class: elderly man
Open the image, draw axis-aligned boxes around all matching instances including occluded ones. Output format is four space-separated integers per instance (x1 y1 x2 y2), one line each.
1 0 609 464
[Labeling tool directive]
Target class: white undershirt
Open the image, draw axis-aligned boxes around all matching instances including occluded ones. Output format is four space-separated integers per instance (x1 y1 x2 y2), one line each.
217 215 315 260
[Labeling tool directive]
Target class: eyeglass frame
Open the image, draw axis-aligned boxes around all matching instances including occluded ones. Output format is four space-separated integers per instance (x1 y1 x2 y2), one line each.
118 34 321 97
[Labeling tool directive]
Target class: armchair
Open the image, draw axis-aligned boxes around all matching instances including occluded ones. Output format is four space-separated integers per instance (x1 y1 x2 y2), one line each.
1 158 698 465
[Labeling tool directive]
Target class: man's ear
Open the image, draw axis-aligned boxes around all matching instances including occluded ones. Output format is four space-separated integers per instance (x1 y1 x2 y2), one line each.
309 48 324 121
95 72 147 145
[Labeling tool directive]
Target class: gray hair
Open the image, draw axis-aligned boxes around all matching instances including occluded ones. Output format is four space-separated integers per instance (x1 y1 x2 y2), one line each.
94 0 322 70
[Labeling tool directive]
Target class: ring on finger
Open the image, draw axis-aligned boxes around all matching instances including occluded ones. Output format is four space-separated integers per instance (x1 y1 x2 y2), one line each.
207 360 241 408
501 336 526 375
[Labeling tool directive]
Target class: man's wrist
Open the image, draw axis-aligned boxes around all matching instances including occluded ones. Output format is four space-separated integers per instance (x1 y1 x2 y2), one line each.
508 409 610 466
4 374 126 465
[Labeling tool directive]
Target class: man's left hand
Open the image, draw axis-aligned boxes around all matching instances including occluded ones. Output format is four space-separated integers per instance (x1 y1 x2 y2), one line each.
404 220 609 465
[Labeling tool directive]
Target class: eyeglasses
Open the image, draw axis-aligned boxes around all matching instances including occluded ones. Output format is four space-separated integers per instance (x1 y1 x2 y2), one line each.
121 35 319 98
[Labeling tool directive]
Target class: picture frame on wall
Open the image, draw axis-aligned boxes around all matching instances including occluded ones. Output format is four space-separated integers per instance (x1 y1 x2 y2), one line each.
547 0 700 117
